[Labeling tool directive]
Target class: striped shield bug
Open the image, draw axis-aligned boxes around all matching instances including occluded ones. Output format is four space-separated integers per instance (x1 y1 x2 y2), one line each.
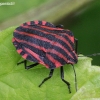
12 20 89 93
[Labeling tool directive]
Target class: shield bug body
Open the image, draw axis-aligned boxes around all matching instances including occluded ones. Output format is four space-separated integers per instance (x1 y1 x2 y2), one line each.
12 20 78 93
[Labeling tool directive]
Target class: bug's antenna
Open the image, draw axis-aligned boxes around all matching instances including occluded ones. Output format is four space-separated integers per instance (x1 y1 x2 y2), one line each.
71 64 77 92
78 53 100 57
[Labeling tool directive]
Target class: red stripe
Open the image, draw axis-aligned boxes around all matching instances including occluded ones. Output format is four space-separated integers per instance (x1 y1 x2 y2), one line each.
12 38 15 42
12 38 18 47
17 49 22 54
42 21 46 25
48 49 69 63
46 54 62 68
24 47 46 66
22 53 28 59
53 33 74 50
41 25 63 30
27 21 31 25
21 21 31 26
66 30 74 43
17 48 28 59
34 20 39 24
64 32 75 43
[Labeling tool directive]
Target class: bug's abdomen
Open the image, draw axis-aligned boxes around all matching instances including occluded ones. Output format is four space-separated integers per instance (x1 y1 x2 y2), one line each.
13 20 78 69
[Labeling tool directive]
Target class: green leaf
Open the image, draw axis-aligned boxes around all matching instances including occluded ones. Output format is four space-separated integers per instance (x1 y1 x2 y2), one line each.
0 27 100 100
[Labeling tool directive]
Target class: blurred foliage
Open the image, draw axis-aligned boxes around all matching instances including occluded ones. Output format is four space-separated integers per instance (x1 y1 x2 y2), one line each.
57 0 100 65
0 0 47 22
0 0 99 65
0 0 92 30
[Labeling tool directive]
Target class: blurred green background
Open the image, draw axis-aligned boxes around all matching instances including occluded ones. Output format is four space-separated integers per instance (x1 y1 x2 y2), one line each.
0 0 100 65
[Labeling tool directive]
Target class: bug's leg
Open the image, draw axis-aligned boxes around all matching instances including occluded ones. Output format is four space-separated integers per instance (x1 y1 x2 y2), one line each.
75 38 78 54
39 69 54 87
17 60 26 65
26 63 39 69
71 64 77 92
17 60 27 69
17 60 39 69
60 66 71 93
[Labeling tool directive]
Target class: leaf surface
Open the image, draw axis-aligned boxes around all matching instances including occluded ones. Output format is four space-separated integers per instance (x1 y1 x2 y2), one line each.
0 27 100 100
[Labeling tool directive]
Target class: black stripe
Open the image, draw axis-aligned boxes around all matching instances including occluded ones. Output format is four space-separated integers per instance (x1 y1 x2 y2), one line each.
48 53 67 65
30 21 35 25
26 54 39 62
62 35 74 48
23 22 27 26
49 45 77 63
45 22 55 27
53 51 77 64
13 40 17 46
38 21 42 25
48 49 76 64
20 51 25 55
41 57 56 69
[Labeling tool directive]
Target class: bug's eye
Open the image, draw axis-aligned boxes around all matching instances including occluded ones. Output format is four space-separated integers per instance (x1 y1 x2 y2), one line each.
56 24 64 28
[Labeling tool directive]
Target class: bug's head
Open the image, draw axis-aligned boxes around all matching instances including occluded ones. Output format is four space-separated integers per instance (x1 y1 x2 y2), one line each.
56 24 64 29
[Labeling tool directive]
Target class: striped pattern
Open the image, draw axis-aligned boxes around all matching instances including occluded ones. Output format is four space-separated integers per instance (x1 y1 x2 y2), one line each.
12 20 78 69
